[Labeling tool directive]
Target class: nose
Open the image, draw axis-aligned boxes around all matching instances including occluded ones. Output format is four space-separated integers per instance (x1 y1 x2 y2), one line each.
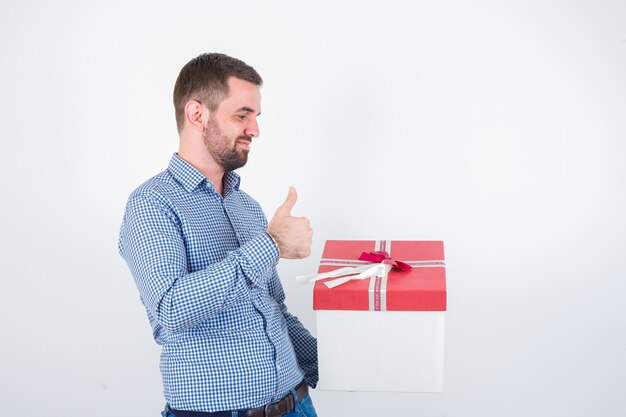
244 118 259 138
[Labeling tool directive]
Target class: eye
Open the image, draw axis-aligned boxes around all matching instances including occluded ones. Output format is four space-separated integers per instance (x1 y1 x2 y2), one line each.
238 114 248 120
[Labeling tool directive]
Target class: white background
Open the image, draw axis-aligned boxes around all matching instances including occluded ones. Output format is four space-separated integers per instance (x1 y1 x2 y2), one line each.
1 1 625 416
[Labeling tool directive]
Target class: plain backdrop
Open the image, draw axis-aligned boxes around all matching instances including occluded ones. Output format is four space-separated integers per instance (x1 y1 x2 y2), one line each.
1 1 625 416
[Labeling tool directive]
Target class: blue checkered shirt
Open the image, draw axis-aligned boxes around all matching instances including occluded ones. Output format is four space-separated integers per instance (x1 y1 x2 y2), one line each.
118 154 318 412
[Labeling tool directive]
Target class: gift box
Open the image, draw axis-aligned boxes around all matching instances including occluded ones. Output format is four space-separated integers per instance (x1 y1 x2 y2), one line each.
309 240 446 392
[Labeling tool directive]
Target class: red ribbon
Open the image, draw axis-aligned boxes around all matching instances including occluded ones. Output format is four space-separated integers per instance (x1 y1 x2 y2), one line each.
358 250 412 271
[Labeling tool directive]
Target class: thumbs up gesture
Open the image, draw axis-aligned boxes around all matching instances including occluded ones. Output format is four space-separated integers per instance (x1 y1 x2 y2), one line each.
267 187 313 259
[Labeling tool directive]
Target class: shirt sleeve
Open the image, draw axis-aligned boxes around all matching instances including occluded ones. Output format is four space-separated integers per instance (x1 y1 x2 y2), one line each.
267 270 319 388
284 309 319 388
118 189 279 334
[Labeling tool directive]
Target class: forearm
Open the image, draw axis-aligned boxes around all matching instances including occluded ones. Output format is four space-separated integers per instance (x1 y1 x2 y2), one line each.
146 233 279 333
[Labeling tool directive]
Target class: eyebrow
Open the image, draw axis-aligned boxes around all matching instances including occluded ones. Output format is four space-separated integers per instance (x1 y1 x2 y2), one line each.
237 106 261 116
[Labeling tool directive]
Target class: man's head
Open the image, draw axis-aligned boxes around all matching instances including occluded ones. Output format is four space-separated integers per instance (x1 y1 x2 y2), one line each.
174 53 263 173
173 53 263 134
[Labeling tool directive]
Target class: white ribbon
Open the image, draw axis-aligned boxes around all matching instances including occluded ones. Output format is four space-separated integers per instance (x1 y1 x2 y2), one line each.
296 263 392 288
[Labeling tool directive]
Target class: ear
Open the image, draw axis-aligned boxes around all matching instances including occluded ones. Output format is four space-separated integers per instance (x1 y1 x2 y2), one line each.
184 100 209 133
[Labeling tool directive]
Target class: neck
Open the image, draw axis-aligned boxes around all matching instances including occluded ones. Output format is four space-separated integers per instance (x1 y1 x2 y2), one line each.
178 134 225 195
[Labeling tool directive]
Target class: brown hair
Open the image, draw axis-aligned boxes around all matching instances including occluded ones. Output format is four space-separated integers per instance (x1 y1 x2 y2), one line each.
173 53 263 133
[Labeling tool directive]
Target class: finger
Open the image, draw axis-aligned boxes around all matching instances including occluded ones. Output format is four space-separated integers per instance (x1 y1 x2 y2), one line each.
276 186 298 216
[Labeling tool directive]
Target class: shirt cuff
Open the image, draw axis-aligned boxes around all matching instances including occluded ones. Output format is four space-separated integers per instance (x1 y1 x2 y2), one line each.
238 232 280 287
263 231 280 265
266 231 281 259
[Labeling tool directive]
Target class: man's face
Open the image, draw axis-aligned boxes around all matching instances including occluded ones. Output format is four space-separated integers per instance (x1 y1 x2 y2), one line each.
202 77 261 172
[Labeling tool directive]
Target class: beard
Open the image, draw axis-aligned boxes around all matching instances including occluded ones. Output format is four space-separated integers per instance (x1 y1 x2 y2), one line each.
203 117 250 172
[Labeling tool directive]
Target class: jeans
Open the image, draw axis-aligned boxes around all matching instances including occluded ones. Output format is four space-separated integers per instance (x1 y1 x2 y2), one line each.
162 393 318 417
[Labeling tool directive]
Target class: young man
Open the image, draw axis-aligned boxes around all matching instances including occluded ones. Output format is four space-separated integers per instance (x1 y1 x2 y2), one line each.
118 53 318 417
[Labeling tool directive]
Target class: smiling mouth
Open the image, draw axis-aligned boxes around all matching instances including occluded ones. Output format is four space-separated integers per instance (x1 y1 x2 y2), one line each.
237 139 251 152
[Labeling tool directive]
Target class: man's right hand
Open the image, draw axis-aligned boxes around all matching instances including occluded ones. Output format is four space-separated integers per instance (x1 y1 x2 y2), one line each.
267 187 313 259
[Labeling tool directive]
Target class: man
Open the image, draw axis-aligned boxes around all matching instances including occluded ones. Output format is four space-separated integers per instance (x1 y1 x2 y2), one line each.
118 53 318 417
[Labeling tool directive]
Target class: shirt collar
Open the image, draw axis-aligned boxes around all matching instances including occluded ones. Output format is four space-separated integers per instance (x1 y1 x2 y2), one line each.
168 153 241 194
222 170 242 196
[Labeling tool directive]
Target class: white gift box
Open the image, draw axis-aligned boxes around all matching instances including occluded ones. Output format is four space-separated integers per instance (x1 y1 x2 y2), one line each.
304 240 447 392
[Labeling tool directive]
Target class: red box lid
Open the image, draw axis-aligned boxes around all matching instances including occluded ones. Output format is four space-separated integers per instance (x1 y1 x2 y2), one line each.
313 240 447 311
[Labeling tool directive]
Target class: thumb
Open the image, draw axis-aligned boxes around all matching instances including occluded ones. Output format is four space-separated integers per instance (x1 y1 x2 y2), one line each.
276 186 298 216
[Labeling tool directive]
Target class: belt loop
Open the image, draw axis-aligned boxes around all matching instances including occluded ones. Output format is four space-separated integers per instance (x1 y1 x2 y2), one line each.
287 392 295 412
294 380 304 402
288 385 297 413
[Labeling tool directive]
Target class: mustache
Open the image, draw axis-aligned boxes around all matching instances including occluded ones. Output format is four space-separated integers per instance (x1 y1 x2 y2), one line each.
237 134 252 142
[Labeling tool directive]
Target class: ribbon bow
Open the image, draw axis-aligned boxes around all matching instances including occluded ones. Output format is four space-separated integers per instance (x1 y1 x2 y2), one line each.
296 250 412 288
358 250 412 271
